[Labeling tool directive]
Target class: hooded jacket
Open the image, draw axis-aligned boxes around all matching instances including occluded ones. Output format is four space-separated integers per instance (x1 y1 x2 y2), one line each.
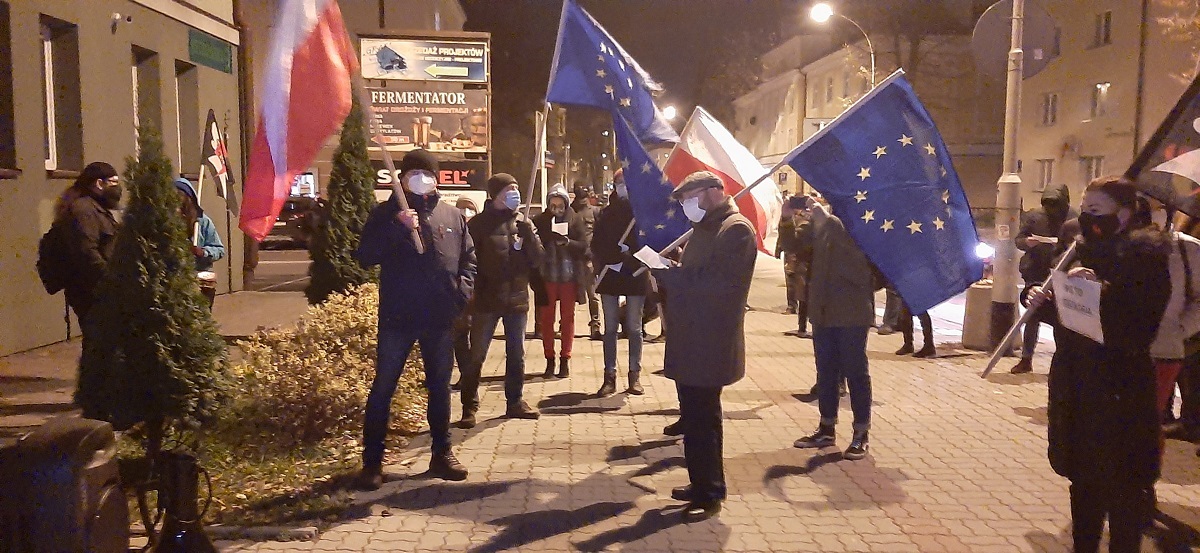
356 191 476 331
806 205 875 328
1016 184 1078 282
173 178 224 272
532 185 590 303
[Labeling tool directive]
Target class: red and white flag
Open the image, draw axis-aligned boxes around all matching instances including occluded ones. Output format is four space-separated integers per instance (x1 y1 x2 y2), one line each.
240 0 356 241
663 107 782 253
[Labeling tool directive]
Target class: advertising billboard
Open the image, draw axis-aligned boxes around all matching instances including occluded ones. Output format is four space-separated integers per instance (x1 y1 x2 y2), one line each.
367 86 488 154
360 38 488 83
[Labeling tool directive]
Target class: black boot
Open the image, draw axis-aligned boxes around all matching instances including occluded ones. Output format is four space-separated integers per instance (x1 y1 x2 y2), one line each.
457 407 477 429
557 356 570 378
597 373 617 396
544 358 556 378
895 342 914 355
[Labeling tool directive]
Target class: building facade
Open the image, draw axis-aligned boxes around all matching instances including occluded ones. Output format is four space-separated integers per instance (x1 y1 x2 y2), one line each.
1 0 244 356
1016 0 1193 208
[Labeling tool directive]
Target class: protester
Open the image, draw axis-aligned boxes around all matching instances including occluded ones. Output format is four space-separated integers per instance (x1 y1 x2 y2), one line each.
895 304 935 358
877 287 901 335
55 162 122 325
655 171 756 522
354 149 476 489
572 181 603 341
533 184 590 378
173 177 225 309
793 196 875 461
1010 184 1077 374
459 173 544 427
776 199 800 315
779 195 814 338
1026 176 1170 553
592 169 648 397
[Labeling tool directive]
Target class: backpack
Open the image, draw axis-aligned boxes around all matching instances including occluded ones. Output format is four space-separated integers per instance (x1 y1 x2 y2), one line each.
36 221 71 295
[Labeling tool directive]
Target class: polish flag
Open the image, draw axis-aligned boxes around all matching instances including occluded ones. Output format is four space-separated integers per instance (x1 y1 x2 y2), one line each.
240 0 356 241
663 107 782 253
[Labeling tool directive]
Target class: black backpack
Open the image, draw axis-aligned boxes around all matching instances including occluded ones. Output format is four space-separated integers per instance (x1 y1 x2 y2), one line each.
36 221 71 294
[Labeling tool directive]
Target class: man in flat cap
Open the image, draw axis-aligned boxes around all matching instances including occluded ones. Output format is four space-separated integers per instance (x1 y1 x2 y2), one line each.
653 170 757 522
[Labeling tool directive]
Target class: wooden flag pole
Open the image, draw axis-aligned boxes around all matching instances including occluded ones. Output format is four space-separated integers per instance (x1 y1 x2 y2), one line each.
192 169 205 247
524 103 552 218
351 78 423 254
594 219 636 287
980 241 1077 378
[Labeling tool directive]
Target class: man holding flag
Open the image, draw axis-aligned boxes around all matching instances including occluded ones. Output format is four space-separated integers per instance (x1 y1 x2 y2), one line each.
654 171 757 522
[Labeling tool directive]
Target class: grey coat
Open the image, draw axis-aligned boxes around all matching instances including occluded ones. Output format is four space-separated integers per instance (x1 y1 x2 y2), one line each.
659 198 757 388
806 206 875 328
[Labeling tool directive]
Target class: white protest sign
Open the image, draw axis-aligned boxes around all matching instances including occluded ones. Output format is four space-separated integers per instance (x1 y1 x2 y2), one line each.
552 221 569 236
634 246 671 270
1051 270 1104 344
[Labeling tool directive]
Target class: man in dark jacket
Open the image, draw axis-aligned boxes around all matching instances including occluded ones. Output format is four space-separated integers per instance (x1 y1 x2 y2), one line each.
459 173 545 428
533 184 591 378
592 170 649 396
355 149 476 489
655 171 757 522
573 181 603 340
793 199 876 461
57 162 122 324
1010 184 1077 374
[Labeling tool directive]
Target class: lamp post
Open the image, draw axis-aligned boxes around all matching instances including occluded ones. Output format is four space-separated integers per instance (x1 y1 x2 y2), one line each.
662 105 677 121
810 2 875 87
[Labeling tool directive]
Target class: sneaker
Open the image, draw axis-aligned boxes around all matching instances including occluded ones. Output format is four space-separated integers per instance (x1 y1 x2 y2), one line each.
663 420 684 436
645 334 665 344
597 374 617 397
505 400 540 419
355 465 384 491
913 345 936 358
794 424 836 448
895 344 914 355
1009 358 1033 374
876 325 895 336
457 409 477 429
843 431 869 460
626 374 644 395
796 330 812 339
428 450 468 481
682 499 722 522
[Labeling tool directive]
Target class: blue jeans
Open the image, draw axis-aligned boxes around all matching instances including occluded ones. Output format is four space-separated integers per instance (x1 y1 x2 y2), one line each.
461 311 528 410
601 294 643 377
363 325 454 467
812 325 872 431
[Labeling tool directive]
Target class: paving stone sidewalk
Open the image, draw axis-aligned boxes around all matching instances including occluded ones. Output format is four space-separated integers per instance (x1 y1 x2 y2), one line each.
215 256 1200 553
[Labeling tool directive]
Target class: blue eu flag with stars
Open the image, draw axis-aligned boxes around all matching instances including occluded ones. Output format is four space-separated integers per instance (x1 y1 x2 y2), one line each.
613 114 689 251
786 71 982 314
546 0 678 144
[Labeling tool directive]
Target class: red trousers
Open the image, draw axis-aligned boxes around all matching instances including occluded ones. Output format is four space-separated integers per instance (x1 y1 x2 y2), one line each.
1157 360 1183 420
540 281 577 359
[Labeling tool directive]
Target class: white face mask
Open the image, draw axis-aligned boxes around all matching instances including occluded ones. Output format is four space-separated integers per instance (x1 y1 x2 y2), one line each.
405 171 437 195
615 183 628 199
681 197 705 222
1151 209 1169 230
503 189 521 211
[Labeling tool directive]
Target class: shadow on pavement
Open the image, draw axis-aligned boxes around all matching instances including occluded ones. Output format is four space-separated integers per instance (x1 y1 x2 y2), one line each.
573 506 732 551
1013 406 1048 426
759 448 909 509
537 391 627 416
1161 440 1200 486
1024 527 1070 552
608 438 678 462
472 501 637 553
986 372 1050 385
1151 502 1200 552
345 481 520 520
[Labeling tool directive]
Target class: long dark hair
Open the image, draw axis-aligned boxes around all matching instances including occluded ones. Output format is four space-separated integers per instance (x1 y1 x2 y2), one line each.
56 162 118 221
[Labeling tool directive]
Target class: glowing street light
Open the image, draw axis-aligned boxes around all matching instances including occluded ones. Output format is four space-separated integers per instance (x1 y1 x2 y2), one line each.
810 2 875 87
662 105 677 120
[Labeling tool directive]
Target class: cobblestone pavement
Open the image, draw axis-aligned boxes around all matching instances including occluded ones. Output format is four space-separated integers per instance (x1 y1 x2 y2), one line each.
218 255 1200 552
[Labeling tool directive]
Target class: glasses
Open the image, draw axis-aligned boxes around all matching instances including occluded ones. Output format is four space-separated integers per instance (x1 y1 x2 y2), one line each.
105 177 120 185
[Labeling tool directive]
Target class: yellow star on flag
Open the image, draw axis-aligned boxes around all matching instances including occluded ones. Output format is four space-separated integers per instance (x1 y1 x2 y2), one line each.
619 98 632 107
881 219 895 232
861 210 875 223
899 134 914 146
933 217 946 230
621 158 630 169
857 167 871 181
655 224 666 230
940 166 948 177
596 69 607 78
854 190 868 203
873 146 887 159
604 84 614 95
941 190 950 203
666 208 676 218
597 55 605 62
907 220 923 234
924 143 936 156
660 174 671 185
641 162 652 173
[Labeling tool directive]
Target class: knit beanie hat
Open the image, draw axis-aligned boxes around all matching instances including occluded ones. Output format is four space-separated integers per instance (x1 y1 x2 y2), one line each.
487 173 518 198
399 149 438 174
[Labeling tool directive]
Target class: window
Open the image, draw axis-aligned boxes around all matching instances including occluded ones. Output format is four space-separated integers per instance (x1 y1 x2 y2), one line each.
1093 11 1112 47
40 15 82 172
1081 156 1104 183
1040 92 1058 126
842 69 850 99
1052 27 1062 57
1036 159 1054 191
825 76 834 104
175 61 199 171
1089 82 1110 119
131 46 161 146
0 2 13 169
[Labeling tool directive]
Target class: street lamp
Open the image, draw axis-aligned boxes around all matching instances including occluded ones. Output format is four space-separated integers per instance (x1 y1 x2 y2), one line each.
662 105 677 120
810 2 875 87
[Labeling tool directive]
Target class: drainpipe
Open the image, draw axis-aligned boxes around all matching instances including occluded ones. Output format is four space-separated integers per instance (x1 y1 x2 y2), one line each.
232 0 257 286
1133 0 1150 155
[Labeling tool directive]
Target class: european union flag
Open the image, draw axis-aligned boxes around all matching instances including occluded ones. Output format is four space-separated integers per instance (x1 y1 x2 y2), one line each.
613 114 689 251
786 71 983 314
546 0 678 144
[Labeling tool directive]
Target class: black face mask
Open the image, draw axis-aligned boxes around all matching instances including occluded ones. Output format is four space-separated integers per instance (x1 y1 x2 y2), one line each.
1078 212 1121 241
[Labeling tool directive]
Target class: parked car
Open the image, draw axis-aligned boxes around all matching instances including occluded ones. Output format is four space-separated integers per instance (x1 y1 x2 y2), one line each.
264 196 318 249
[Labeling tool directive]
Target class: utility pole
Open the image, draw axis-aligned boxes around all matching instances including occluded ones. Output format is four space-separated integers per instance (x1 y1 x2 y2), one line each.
989 0 1024 350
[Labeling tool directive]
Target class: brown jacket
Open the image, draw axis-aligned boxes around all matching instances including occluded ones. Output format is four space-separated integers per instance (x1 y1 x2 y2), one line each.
659 198 756 388
61 192 118 319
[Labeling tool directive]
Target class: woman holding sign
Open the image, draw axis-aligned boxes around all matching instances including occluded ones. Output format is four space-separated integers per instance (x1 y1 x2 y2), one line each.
1026 176 1170 553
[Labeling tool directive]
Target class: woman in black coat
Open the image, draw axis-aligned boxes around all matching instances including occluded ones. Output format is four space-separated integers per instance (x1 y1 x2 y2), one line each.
1027 176 1171 553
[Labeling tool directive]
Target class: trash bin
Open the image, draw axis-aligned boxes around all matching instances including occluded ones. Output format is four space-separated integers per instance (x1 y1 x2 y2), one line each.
0 416 128 553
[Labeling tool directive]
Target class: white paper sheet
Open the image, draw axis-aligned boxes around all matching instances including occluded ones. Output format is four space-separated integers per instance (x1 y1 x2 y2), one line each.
634 246 670 270
552 221 569 236
1051 270 1104 344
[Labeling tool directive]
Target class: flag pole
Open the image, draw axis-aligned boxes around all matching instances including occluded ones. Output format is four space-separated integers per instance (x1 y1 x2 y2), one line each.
980 241 1077 378
193 169 205 247
524 103 551 218
595 219 636 286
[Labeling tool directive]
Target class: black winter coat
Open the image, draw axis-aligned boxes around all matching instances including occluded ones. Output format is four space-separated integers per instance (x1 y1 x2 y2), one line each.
356 192 476 332
1041 229 1170 486
468 206 544 315
592 195 649 297
63 193 118 320
1016 184 1078 282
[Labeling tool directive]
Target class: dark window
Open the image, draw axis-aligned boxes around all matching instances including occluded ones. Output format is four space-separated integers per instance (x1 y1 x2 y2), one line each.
1093 11 1112 47
40 14 82 172
0 2 13 169
132 46 161 145
175 60 199 171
